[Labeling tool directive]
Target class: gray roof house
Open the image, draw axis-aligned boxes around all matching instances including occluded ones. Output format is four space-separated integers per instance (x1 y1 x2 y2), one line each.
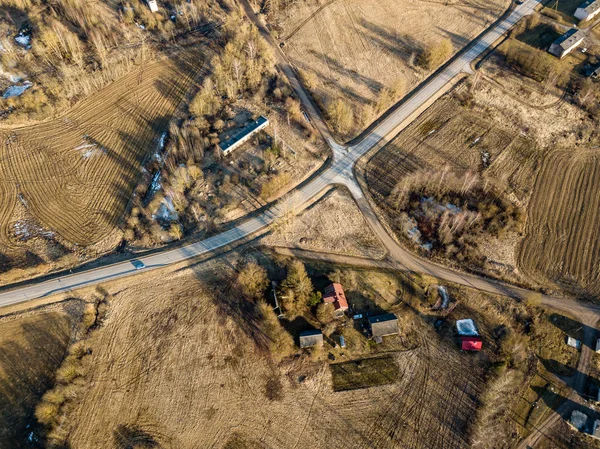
218 116 269 156
369 313 399 340
299 329 323 348
575 0 600 21
549 28 585 58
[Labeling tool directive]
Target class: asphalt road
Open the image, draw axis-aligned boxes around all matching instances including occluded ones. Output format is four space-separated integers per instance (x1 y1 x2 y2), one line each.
0 0 541 307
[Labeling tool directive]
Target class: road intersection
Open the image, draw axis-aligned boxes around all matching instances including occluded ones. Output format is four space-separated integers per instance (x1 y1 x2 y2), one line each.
0 0 542 307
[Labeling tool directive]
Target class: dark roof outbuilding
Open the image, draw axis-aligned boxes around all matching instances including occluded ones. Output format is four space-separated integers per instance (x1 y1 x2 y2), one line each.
299 329 324 348
368 313 399 338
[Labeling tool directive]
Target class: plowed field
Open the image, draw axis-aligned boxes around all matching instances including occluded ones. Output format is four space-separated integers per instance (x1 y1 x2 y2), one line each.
519 150 600 297
0 49 206 251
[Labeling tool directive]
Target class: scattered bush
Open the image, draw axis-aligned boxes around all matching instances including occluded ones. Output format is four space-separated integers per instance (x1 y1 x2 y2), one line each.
327 98 354 134
237 262 269 301
417 39 453 70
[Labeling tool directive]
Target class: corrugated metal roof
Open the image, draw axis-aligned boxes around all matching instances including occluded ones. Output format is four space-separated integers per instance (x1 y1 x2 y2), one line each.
219 116 268 152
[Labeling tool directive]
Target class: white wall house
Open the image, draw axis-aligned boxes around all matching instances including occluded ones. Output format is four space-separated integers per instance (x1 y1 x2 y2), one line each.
575 0 600 21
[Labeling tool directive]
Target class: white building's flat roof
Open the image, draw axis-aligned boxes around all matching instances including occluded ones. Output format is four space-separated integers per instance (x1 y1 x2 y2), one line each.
456 319 479 336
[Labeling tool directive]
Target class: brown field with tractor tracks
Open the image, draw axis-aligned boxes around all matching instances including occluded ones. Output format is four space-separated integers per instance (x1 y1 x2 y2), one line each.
0 301 81 448
0 49 207 269
45 255 496 449
519 149 600 297
274 0 510 139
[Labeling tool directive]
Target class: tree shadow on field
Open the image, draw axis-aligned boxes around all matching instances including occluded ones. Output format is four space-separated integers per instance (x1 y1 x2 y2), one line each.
308 50 382 98
0 312 74 448
187 259 272 354
548 313 593 348
113 424 159 449
359 19 424 61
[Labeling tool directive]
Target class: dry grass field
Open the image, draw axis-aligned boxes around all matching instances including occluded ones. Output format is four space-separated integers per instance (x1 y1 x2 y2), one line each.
274 0 510 138
0 301 81 448
519 149 600 297
261 187 386 259
30 254 508 449
365 89 538 282
0 49 206 279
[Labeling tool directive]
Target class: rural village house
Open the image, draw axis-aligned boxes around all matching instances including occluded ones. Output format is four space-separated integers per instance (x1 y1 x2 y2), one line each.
548 28 586 58
575 0 600 21
323 283 349 315
299 329 324 348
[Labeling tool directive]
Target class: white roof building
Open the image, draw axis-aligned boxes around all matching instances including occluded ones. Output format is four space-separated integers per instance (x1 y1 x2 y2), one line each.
148 0 159 13
566 336 581 349
456 319 479 337
575 0 600 21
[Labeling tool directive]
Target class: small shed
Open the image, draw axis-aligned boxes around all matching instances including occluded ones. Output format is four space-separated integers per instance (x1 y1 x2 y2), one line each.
148 0 159 12
299 329 323 348
566 336 581 349
323 283 349 314
549 28 585 58
369 313 399 339
591 66 600 79
460 336 483 351
575 0 600 21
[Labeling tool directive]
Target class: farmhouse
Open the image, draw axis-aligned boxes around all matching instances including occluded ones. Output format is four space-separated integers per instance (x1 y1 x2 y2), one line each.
147 0 159 12
219 116 269 156
299 329 324 348
323 283 349 315
575 0 600 21
548 28 585 58
369 313 399 341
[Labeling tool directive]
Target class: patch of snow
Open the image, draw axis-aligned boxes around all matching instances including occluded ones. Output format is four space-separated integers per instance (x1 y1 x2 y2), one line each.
407 226 422 244
428 129 436 135
8 73 25 83
15 33 31 49
472 136 481 145
570 410 588 431
135 22 146 30
437 286 450 309
456 318 479 336
154 132 167 162
445 203 461 214
147 171 161 198
3 81 32 99
481 150 490 168
152 196 178 222
13 220 55 241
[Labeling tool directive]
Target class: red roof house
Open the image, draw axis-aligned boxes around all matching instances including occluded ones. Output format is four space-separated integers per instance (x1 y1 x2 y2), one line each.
323 283 349 312
460 336 482 351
